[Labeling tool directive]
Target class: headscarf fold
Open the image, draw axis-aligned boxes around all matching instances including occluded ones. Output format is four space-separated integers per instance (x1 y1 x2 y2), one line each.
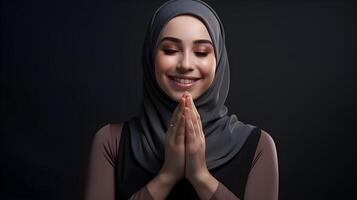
127 0 256 174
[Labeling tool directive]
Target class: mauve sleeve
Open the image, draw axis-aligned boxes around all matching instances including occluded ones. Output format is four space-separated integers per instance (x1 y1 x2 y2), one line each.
85 124 154 200
85 124 119 200
129 186 154 200
209 130 279 200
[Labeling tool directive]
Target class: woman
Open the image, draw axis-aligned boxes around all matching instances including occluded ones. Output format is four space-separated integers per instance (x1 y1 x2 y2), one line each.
85 0 279 199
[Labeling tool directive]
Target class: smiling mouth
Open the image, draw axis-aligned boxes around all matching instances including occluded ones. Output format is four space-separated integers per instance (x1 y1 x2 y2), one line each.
168 76 200 90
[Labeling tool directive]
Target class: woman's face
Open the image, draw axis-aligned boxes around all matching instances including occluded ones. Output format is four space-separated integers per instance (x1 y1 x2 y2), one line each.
155 15 216 102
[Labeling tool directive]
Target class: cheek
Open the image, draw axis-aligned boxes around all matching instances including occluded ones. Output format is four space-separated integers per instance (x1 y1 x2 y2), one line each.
197 57 216 81
155 53 177 75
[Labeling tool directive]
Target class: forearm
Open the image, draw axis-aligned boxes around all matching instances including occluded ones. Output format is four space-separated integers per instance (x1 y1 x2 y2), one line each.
209 182 240 200
145 172 177 200
190 172 219 200
191 172 241 200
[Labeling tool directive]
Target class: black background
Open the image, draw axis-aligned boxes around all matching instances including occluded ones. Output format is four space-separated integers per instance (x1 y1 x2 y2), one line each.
1 0 356 199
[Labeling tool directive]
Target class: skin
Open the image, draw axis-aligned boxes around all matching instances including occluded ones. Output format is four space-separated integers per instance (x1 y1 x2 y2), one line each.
147 15 219 200
154 15 216 102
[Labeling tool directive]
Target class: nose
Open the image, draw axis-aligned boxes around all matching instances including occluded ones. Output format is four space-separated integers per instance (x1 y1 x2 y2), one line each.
177 51 193 73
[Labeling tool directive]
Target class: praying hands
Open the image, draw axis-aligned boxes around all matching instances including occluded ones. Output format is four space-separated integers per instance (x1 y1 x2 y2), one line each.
148 91 219 200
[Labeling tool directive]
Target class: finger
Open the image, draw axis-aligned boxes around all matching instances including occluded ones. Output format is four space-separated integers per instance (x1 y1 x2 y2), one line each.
166 98 183 144
185 107 195 145
192 104 204 140
175 113 185 144
183 91 190 107
169 98 185 141
186 95 200 139
186 93 200 123
172 99 181 117
186 94 202 139
169 97 184 130
190 95 204 139
172 98 184 122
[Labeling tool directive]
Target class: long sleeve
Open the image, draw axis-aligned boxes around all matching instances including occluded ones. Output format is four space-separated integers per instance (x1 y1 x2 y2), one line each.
209 130 279 200
85 125 278 200
129 186 154 200
85 124 118 200
85 124 154 200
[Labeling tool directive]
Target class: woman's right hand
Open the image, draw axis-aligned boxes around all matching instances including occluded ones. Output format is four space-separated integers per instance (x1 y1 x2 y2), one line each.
159 96 186 184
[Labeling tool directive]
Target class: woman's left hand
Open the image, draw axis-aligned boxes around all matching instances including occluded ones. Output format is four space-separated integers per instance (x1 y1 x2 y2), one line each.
183 92 209 183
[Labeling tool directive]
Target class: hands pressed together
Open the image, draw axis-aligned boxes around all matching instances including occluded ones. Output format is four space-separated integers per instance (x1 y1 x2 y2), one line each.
160 91 216 190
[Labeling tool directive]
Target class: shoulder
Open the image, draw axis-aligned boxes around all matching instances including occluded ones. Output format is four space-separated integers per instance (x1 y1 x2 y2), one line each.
245 129 279 199
257 129 277 153
91 123 124 160
93 123 124 143
251 129 278 167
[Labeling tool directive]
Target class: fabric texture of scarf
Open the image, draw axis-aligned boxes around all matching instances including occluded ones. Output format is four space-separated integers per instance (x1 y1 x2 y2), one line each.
127 0 257 174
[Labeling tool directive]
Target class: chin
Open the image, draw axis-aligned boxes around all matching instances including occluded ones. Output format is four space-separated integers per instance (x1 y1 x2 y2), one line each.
167 91 200 102
168 92 185 102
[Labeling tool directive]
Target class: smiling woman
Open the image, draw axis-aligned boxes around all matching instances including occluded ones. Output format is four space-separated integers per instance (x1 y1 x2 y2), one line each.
85 0 278 200
155 15 216 101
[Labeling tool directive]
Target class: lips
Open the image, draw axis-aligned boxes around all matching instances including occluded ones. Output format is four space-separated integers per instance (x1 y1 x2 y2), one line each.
168 75 200 90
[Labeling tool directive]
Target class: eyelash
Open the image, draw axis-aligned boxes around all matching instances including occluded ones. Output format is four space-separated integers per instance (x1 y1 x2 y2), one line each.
163 49 178 55
163 49 209 57
195 52 209 57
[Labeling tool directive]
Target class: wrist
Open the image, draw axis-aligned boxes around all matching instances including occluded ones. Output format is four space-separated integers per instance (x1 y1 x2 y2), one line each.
157 171 179 187
190 171 219 200
189 169 209 186
147 172 178 200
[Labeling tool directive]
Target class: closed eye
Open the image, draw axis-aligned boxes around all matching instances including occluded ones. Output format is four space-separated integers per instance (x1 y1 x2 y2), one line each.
195 52 209 57
163 49 179 55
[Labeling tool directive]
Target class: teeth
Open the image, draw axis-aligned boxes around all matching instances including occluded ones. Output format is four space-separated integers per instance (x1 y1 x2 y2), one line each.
173 77 195 84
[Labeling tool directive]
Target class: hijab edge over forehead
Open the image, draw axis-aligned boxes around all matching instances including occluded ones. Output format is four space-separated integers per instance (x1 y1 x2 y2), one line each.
153 13 218 61
149 0 224 63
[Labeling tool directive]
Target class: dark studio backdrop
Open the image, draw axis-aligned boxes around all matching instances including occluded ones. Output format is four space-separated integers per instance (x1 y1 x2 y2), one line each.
1 0 356 199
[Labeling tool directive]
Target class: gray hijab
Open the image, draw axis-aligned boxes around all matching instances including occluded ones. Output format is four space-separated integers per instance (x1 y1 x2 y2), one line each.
127 0 257 174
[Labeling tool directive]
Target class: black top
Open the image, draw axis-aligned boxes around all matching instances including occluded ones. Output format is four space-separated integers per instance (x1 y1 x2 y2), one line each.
116 122 262 200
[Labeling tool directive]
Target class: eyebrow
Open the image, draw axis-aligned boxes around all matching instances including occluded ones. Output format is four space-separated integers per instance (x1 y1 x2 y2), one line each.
159 36 213 46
